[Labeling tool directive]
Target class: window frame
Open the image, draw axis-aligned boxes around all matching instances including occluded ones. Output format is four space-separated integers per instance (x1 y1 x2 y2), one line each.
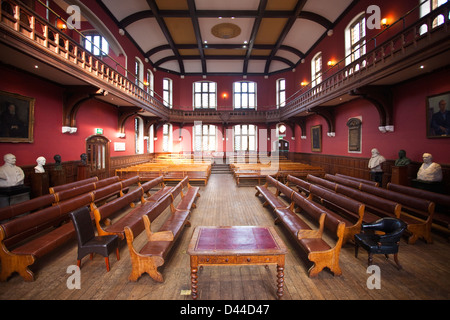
163 78 173 109
345 12 366 67
83 33 109 57
311 52 322 88
233 124 258 152
276 78 286 108
193 81 217 109
233 81 257 110
193 123 217 152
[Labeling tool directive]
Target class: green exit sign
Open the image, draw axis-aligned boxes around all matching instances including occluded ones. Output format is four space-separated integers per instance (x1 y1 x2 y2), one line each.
95 128 103 134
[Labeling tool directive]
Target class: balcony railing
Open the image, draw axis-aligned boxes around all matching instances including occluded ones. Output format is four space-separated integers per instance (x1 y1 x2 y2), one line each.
281 1 450 119
1 0 449 124
0 0 168 117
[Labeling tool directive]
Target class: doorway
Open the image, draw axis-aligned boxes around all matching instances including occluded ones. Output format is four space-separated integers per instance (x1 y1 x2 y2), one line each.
278 139 289 158
86 135 110 179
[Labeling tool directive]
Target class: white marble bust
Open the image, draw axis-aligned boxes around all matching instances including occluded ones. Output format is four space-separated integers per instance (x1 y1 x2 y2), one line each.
368 148 386 172
34 156 46 173
0 153 25 187
417 153 443 182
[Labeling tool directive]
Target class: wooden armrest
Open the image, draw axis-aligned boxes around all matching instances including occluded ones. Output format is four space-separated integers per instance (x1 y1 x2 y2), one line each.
142 215 174 241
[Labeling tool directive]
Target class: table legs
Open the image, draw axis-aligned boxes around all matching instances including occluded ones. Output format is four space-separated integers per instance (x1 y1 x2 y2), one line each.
276 264 284 299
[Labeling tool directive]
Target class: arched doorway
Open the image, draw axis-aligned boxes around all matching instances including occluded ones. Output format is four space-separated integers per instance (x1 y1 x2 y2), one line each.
86 135 110 179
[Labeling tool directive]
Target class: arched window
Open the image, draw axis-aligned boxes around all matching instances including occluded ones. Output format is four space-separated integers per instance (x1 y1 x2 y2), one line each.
148 124 154 153
345 12 366 67
233 81 256 109
83 32 109 56
163 78 173 108
193 81 217 109
135 57 144 88
419 0 448 35
146 69 154 96
135 117 144 154
276 78 286 108
311 52 322 87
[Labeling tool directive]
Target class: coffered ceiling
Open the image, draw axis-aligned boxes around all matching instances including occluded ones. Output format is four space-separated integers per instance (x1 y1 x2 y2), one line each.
98 0 355 76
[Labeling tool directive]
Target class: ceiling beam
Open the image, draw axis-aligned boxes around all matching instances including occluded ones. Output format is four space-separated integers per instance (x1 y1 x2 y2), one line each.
146 0 185 74
187 0 206 75
243 0 268 75
264 0 308 74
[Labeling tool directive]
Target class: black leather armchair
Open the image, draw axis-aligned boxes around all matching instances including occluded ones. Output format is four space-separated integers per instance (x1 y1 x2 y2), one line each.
69 207 120 272
354 217 407 270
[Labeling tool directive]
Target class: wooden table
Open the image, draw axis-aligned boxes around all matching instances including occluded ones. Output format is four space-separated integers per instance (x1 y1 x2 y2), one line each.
187 226 287 300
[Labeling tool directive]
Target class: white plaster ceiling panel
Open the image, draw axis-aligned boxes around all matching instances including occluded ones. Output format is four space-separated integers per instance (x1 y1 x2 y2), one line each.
159 60 181 74
206 60 244 73
126 18 168 52
149 49 175 65
268 60 290 73
276 50 302 65
283 19 326 54
183 60 203 73
246 60 266 74
100 0 150 22
303 0 353 22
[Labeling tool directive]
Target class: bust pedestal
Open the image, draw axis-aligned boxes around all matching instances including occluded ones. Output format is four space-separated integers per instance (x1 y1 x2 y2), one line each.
77 165 90 181
31 172 49 198
412 179 444 194
50 169 66 187
0 185 31 208
391 166 408 186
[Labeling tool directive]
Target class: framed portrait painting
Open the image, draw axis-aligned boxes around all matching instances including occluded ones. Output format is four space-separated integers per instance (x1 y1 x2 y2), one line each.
426 91 450 138
311 125 322 152
0 91 34 143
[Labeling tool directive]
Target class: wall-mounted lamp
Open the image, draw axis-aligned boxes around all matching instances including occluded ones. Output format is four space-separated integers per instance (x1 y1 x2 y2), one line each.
300 81 308 87
327 60 336 67
57 19 67 31
381 18 390 28
222 92 228 99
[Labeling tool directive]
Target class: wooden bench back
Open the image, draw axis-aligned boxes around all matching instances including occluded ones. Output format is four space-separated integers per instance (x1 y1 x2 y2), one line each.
0 193 56 222
387 182 450 213
325 174 362 190
120 175 140 189
276 181 295 200
286 175 311 194
292 192 325 223
94 176 120 189
140 176 164 194
54 183 96 203
95 187 143 221
49 177 98 194
307 174 336 191
170 182 183 200
146 193 174 223
360 183 434 214
335 173 378 186
91 182 122 201
309 184 364 217
335 183 401 216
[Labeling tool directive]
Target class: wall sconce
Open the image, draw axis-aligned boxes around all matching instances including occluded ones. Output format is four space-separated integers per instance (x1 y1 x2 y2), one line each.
62 126 77 134
381 18 389 28
327 60 336 67
143 81 149 87
57 19 67 31
300 81 308 87
222 92 228 99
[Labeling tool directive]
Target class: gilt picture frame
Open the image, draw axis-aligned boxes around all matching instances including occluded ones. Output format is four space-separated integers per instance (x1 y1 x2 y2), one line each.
426 91 450 138
0 90 35 143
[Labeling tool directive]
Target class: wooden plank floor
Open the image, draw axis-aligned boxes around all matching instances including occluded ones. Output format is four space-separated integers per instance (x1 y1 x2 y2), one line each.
1 173 449 300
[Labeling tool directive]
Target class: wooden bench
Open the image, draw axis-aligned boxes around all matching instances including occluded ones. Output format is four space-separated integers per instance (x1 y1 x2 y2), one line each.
175 176 200 211
124 195 191 282
387 182 450 234
335 173 379 187
309 174 434 244
49 177 99 194
235 170 267 186
358 183 435 244
255 175 294 210
273 191 345 277
0 193 93 281
0 193 56 222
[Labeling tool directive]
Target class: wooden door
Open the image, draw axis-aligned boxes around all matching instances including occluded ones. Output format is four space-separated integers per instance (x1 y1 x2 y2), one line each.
278 139 289 154
86 135 110 179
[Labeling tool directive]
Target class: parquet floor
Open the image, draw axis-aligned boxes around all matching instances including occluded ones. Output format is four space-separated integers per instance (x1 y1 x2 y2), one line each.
1 173 449 300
